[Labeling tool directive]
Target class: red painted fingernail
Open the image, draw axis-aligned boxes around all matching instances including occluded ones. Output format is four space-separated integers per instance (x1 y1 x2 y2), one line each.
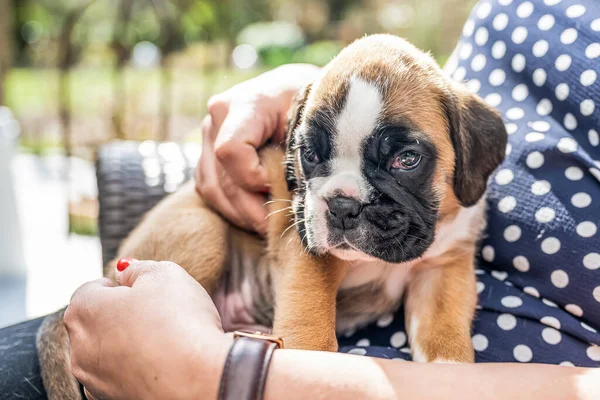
116 258 135 272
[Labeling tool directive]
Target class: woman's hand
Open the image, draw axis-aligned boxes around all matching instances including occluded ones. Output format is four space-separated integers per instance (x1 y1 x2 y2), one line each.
64 260 232 400
196 63 320 235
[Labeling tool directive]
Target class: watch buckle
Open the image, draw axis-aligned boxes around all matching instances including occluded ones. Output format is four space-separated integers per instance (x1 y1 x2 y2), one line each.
233 330 284 349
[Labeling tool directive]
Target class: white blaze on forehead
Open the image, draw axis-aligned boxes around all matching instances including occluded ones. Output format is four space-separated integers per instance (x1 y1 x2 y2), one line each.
323 77 382 201
334 77 383 161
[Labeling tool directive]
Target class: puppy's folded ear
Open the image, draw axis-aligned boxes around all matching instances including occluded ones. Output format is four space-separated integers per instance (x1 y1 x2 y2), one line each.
285 83 312 191
443 84 508 207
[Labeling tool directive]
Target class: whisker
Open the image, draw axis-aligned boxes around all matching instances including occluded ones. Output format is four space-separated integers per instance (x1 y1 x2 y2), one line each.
265 206 292 219
280 219 305 239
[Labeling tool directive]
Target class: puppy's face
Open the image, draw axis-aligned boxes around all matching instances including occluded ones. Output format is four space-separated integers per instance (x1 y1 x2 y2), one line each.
286 35 507 263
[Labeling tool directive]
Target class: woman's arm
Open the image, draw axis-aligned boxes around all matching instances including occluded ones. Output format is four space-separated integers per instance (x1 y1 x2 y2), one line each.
266 350 599 400
65 261 599 400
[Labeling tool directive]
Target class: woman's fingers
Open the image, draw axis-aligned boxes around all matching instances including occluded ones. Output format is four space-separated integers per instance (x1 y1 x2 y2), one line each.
214 103 272 193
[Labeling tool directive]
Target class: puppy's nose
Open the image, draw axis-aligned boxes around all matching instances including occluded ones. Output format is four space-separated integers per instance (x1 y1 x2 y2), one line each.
327 196 361 229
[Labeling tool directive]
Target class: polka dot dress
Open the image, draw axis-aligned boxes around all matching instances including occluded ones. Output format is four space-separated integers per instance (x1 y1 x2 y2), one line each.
338 0 600 366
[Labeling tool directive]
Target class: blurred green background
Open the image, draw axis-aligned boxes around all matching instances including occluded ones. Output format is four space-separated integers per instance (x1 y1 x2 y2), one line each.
0 0 477 156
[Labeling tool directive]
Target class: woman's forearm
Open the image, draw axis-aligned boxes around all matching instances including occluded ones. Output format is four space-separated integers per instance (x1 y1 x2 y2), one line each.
264 349 600 400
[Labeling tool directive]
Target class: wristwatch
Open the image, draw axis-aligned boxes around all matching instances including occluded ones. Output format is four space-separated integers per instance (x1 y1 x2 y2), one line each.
217 331 284 400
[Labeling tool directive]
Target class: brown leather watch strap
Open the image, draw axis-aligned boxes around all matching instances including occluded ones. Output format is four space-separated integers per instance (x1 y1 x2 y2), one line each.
217 336 279 400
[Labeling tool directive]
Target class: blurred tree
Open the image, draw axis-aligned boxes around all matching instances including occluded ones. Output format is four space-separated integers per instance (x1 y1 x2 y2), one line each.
0 0 14 105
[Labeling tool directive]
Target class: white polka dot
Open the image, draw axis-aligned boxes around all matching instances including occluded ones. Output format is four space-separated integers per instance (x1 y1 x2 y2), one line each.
590 168 600 182
481 245 495 262
390 331 407 348
506 107 524 120
517 2 534 18
565 304 583 317
593 18 600 31
542 327 562 344
542 298 558 308
504 225 521 242
356 338 370 346
485 93 502 107
477 1 492 19
505 123 518 135
594 287 600 303
348 348 367 355
475 27 489 46
505 143 512 156
453 66 467 81
493 13 509 31
589 130 599 146
459 43 473 60
538 14 555 31
491 270 508 281
555 54 572 71
551 269 569 288
377 313 394 328
513 345 533 362
541 237 561 254
557 137 578 153
502 296 523 308
491 41 507 59
529 121 550 132
581 322 596 333
497 314 517 330
555 83 570 101
587 345 600 361
399 347 410 354
512 54 526 72
565 166 583 181
532 40 549 58
498 0 513 5
524 286 540 297
512 84 528 101
541 316 561 329
536 98 553 116
572 192 592 208
560 361 574 367
584 253 600 270
526 132 545 142
581 70 597 87
498 196 517 213
532 68 547 86
463 19 475 37
563 113 577 130
466 79 481 93
476 281 485 294
586 43 600 59
580 99 595 116
513 255 530 272
535 207 555 223
495 168 514 185
471 54 487 72
577 221 597 238
526 151 544 169
512 27 528 44
566 4 586 18
531 180 551 195
544 0 560 5
489 69 506 86
560 28 578 45
472 334 489 351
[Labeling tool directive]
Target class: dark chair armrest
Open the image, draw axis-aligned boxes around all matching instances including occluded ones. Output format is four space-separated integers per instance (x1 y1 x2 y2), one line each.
96 141 200 266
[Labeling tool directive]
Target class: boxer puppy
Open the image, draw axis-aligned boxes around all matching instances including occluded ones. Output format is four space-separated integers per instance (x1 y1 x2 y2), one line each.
37 34 507 399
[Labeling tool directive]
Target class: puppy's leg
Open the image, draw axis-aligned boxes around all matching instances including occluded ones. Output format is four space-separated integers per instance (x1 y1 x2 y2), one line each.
405 248 477 363
106 181 229 294
36 308 81 400
271 242 345 351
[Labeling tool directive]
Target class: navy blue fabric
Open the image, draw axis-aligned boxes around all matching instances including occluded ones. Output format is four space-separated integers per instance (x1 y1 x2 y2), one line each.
338 0 600 366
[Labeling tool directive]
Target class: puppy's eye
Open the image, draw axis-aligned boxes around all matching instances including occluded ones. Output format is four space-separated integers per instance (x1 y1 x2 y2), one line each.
391 150 422 170
302 148 320 165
